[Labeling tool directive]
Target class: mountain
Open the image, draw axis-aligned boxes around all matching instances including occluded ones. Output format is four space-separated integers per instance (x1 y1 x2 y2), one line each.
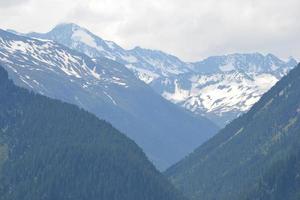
27 23 192 84
152 53 297 126
0 29 218 170
0 65 186 200
22 23 297 127
165 63 300 200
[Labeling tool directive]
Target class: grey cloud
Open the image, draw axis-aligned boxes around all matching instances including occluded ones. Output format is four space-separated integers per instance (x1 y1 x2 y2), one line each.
0 0 299 61
0 0 30 7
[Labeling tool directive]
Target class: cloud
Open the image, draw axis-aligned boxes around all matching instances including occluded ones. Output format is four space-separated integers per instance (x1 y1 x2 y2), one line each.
0 0 30 7
0 0 299 61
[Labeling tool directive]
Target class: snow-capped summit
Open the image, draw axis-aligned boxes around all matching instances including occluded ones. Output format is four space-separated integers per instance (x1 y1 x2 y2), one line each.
26 23 192 84
28 23 124 61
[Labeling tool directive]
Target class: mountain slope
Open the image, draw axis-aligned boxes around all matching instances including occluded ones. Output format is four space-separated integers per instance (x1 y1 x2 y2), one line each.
165 63 300 200
0 65 186 200
0 29 218 170
22 24 297 127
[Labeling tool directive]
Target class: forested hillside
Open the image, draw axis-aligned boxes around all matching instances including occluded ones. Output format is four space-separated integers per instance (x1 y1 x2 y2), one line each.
0 65 185 200
243 150 300 200
166 63 300 200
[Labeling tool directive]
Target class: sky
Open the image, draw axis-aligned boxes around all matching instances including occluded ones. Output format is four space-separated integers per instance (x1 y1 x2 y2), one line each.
0 0 299 62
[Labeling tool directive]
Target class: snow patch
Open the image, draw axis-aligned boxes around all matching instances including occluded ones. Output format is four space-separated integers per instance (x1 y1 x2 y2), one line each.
125 64 159 84
162 80 189 103
71 29 101 50
121 55 138 63
90 67 101 80
103 91 117 105
105 41 115 49
254 74 278 91
219 62 235 72
9 41 32 53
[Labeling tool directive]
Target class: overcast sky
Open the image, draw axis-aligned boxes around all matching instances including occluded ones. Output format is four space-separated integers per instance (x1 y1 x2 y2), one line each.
0 0 299 61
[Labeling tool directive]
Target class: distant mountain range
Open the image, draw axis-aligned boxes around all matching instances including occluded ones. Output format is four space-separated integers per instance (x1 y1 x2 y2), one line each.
0 65 186 200
18 23 297 126
165 63 300 200
0 29 218 170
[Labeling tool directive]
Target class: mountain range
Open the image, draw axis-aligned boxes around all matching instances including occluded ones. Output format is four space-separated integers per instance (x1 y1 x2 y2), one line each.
165 63 300 200
0 29 218 170
19 23 297 126
1 22 300 200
